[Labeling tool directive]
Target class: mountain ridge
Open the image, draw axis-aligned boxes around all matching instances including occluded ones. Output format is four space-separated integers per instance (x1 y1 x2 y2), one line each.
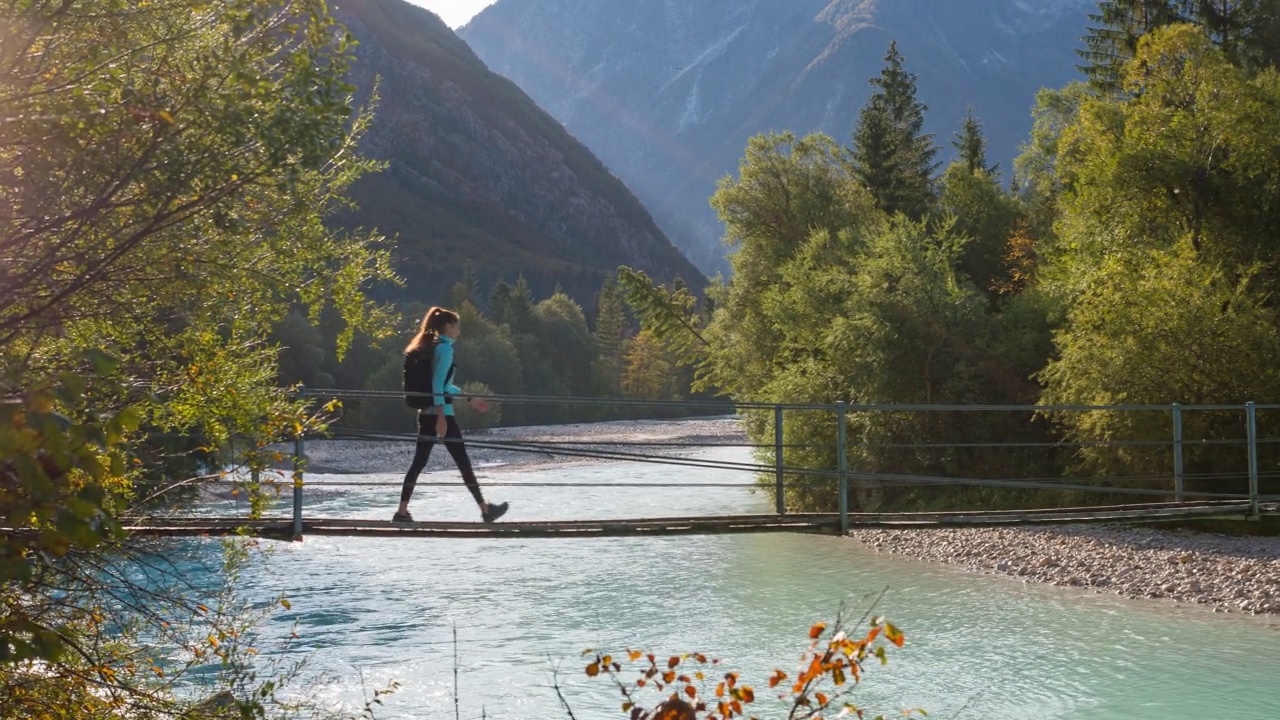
460 0 1097 273
330 0 706 306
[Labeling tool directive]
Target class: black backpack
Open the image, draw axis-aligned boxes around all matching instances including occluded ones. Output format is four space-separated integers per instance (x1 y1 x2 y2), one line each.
403 344 434 409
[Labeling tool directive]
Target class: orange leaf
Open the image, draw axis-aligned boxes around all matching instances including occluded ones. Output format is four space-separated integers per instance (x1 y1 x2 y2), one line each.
716 682 725 698
663 671 676 683
816 692 829 706
809 622 827 639
740 686 755 703
668 655 680 669
685 685 697 698
629 651 644 662
586 662 600 677
768 671 787 688
731 700 743 715
725 672 738 688
884 623 905 648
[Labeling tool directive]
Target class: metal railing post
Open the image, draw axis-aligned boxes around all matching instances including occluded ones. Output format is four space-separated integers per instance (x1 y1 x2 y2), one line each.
293 430 305 541
774 405 785 515
836 401 849 535
1172 403 1184 502
1247 401 1259 518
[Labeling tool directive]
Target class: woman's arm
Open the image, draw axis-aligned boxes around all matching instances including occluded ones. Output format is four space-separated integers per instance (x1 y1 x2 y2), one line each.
432 342 455 409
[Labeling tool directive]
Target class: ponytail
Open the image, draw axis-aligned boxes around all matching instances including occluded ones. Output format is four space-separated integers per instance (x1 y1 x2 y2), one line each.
405 306 460 353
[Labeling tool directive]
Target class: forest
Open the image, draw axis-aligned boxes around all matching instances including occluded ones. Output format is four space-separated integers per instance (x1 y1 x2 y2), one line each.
624 3 1280 511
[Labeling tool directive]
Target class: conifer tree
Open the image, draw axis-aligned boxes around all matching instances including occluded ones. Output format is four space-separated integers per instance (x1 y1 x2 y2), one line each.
1078 1 1180 94
593 276 628 367
1078 0 1279 91
850 41 938 220
951 106 998 177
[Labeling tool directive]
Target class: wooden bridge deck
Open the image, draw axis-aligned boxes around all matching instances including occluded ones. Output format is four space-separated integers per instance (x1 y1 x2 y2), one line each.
119 500 1275 540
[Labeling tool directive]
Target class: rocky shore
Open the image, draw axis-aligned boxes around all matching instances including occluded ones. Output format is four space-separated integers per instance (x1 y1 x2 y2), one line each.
851 524 1280 615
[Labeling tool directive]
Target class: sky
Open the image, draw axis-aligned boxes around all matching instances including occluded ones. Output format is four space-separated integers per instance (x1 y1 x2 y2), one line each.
407 0 496 29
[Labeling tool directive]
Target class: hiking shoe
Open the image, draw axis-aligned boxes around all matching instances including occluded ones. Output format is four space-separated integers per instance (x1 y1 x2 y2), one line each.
481 501 509 524
391 510 414 523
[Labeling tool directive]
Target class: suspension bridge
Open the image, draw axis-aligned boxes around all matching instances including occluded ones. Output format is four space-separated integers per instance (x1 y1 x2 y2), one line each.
122 391 1280 540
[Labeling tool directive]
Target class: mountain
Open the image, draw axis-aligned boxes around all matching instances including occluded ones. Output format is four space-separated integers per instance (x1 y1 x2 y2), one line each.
459 0 1097 274
330 0 706 306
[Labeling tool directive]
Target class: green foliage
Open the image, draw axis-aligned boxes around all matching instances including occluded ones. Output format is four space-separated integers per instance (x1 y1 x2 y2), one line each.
621 332 677 400
593 276 630 394
951 106 998 177
1040 249 1280 492
849 42 939 221
0 1 399 716
938 164 1023 302
1078 0 1280 93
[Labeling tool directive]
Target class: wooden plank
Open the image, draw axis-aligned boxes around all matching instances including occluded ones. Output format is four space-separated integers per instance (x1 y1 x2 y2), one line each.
113 501 1278 539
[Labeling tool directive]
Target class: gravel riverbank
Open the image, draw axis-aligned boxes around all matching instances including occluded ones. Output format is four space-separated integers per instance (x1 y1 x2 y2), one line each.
851 525 1280 615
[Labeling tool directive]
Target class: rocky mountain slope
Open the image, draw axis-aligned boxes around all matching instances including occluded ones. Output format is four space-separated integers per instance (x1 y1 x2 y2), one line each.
460 0 1096 273
332 0 705 305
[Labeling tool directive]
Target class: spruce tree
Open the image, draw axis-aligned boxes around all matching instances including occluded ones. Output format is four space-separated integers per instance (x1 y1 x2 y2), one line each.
850 41 938 220
1078 1 1278 91
592 276 628 394
1077 1 1181 94
951 106 998 177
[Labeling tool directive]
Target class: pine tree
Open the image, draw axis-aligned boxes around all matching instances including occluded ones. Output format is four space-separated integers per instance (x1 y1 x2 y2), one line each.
451 262 481 308
1077 1 1182 94
1078 1 1279 91
489 280 513 326
592 276 628 394
951 106 998 177
850 41 938 220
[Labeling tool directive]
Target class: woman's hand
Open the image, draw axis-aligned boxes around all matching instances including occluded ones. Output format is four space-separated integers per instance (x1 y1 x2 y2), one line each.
470 397 490 413
435 413 447 438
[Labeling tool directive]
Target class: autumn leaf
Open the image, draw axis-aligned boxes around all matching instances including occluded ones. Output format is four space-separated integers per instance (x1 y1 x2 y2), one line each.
629 650 644 662
809 622 827 639
586 662 600 677
768 670 787 688
716 682 725 698
668 655 680 669
884 623 904 648
816 692 829 706
685 685 697 698
740 686 755 703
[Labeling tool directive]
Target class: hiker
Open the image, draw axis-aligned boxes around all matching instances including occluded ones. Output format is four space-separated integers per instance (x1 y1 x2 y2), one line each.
395 306 509 524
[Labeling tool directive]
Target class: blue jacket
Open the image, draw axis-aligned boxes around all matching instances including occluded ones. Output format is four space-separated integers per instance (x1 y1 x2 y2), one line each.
431 336 463 417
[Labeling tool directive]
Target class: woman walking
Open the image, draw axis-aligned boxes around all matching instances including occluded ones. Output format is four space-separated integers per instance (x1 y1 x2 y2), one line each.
395 306 509 524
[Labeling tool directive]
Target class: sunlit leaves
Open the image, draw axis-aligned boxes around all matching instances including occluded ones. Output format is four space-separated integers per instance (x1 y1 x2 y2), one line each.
581 612 909 720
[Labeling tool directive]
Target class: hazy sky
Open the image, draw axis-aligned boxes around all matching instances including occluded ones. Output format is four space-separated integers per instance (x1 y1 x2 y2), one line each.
407 0 496 28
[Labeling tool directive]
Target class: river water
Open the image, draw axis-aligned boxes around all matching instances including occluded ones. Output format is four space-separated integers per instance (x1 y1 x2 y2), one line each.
176 446 1280 719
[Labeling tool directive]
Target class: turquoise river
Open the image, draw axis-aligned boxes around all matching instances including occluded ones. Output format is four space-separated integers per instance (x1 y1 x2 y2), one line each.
170 445 1280 719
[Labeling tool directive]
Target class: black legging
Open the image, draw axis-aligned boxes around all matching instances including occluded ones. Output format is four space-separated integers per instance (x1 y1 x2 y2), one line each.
399 414 485 506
